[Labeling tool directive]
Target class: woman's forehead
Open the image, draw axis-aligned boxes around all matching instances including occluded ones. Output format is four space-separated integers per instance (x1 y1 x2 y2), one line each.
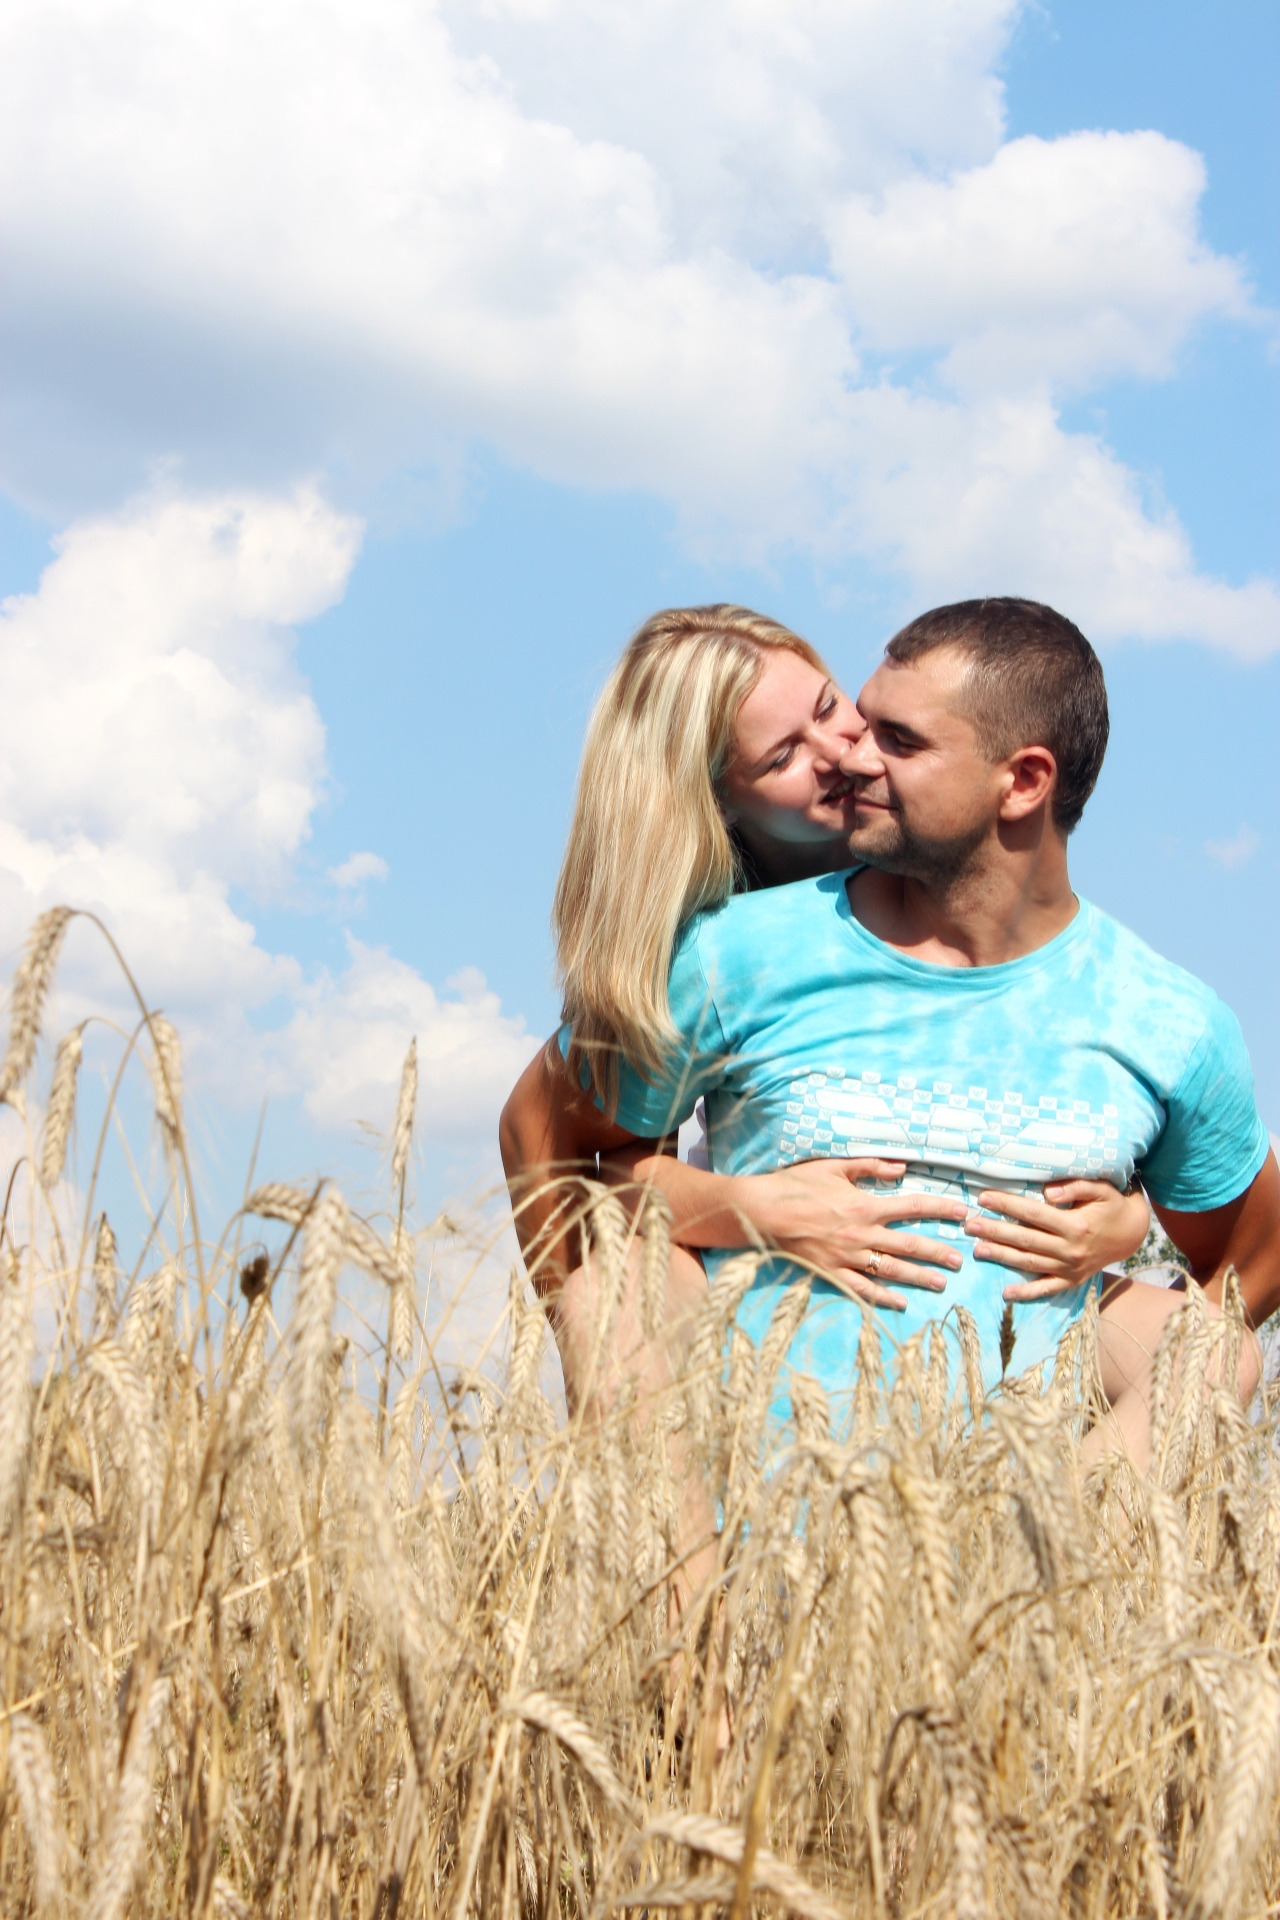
736 649 830 737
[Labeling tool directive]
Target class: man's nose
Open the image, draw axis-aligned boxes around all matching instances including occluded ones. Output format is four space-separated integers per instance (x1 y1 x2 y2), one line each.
844 725 884 776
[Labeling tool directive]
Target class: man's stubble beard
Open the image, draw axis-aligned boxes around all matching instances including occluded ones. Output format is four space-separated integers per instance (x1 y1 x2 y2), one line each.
846 809 989 889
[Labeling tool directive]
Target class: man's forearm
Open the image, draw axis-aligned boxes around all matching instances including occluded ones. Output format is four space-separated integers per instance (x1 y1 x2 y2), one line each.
1154 1150 1280 1328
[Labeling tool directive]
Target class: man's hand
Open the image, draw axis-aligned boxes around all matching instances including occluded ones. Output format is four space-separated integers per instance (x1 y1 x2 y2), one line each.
1153 1149 1280 1328
966 1179 1152 1302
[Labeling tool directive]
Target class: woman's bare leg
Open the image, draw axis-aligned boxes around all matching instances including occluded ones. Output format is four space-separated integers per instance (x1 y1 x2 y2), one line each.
547 1241 717 1585
1085 1276 1261 1470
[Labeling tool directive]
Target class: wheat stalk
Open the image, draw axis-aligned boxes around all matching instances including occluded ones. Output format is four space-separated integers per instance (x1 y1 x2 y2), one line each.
0 1243 35 1530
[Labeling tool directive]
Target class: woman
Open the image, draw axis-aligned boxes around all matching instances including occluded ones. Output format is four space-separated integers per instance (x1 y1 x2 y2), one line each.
500 605 1191 1459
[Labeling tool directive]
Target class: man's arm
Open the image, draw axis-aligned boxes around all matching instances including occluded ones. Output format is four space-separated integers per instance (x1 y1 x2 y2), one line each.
498 1041 641 1296
1152 1148 1280 1327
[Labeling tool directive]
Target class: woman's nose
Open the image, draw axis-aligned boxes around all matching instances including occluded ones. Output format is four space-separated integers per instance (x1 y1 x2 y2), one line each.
814 705 865 765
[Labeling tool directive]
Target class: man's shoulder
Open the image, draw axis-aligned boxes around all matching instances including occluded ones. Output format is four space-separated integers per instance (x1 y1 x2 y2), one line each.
1078 901 1220 1012
683 870 846 959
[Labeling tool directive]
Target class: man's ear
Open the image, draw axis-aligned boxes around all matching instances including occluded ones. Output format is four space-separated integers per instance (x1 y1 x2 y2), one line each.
997 745 1057 822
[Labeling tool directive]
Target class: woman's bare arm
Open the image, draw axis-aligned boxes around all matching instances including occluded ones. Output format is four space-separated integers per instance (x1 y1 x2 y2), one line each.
498 1041 639 1296
603 1141 968 1311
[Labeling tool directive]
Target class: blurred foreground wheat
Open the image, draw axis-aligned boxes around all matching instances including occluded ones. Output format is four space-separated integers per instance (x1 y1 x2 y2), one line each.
2 908 1280 1920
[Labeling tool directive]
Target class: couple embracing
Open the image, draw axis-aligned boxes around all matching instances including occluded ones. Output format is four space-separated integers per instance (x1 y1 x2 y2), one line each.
502 598 1279 1467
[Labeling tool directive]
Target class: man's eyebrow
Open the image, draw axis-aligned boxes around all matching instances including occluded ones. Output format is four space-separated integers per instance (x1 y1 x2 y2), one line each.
875 713 929 746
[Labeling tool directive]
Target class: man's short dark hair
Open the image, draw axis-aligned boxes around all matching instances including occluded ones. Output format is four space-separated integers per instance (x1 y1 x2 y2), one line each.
885 597 1109 834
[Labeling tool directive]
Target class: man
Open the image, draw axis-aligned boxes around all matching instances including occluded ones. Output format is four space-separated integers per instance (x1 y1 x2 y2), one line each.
504 599 1278 1449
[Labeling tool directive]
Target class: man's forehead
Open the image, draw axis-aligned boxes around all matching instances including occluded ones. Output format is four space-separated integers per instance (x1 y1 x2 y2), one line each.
857 649 972 725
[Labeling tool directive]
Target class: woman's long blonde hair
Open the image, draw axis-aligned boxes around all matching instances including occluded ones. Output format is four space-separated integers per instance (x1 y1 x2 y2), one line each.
554 604 827 1114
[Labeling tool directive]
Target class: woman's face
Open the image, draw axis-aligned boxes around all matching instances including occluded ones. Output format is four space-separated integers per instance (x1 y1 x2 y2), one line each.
720 648 865 884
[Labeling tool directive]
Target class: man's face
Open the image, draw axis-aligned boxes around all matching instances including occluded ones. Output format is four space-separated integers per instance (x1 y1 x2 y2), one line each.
846 650 1005 883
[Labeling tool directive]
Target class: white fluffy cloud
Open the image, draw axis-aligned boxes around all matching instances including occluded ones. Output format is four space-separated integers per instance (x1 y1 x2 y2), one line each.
283 946 532 1136
830 131 1250 392
0 486 531 1134
0 0 1274 653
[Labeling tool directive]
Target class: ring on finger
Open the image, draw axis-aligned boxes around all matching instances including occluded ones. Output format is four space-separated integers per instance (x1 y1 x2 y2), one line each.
865 1248 882 1276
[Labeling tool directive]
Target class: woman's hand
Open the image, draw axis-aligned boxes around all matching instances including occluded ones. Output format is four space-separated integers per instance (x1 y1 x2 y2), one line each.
966 1179 1151 1302
738 1158 969 1311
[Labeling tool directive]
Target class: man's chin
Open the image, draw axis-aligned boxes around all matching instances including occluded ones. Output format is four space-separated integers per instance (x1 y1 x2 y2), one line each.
845 825 906 871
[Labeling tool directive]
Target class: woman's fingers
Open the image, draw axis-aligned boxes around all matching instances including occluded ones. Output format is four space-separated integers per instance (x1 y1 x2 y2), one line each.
871 1231 962 1271
969 1239 1064 1274
1000 1274 1081 1301
1042 1177 1130 1205
973 1189 1064 1228
827 1268 907 1311
967 1221 1066 1267
839 1158 908 1181
857 1250 951 1293
868 1190 969 1226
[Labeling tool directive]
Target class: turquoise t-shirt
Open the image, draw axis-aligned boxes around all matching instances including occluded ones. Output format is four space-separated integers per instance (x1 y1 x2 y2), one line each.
605 872 1269 1408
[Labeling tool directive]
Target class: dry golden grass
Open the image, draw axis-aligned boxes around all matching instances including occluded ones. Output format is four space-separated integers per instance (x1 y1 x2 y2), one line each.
2 908 1280 1920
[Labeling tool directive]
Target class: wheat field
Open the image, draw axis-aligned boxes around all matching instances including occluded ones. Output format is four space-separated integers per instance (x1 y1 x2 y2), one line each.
2 907 1280 1920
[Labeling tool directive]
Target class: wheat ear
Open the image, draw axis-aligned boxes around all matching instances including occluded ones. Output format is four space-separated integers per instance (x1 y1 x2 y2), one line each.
286 1186 348 1459
639 1187 672 1342
39 1022 84 1185
92 1212 119 1337
1189 1666 1280 1920
88 1341 160 1541
8 1712 62 1911
505 1267 544 1424
389 1221 415 1360
391 1035 418 1192
890 1460 957 1705
86 1677 171 1920
0 906 73 1104
148 1014 183 1146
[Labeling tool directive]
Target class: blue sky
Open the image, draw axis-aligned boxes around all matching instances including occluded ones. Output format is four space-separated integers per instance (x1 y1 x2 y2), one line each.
0 0 1276 1227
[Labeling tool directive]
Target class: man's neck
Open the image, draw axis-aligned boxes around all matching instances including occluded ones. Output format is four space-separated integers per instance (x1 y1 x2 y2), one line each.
847 842 1078 968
